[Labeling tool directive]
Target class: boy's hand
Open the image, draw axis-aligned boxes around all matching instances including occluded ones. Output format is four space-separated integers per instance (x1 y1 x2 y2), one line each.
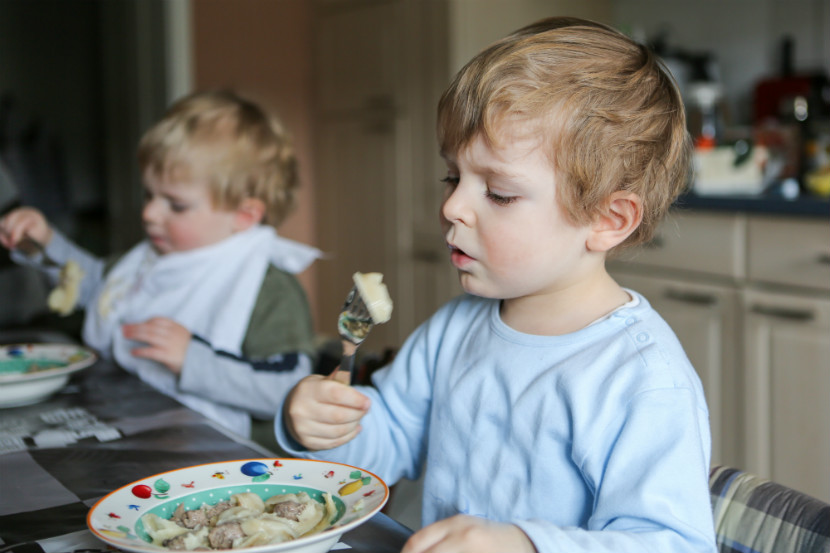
0 207 53 250
283 374 371 450
402 515 536 553
122 317 191 373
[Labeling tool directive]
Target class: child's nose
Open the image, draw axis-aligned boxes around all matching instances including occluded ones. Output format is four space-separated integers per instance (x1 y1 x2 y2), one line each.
441 181 474 227
142 198 161 224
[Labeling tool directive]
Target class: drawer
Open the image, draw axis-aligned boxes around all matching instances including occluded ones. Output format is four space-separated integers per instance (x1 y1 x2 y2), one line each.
747 216 830 292
611 211 746 279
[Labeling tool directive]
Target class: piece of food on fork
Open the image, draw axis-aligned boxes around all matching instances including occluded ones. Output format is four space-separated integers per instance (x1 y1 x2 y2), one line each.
331 272 393 384
9 233 85 317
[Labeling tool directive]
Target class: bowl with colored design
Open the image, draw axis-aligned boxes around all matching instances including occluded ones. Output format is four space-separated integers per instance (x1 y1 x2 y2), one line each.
0 343 97 408
87 458 389 553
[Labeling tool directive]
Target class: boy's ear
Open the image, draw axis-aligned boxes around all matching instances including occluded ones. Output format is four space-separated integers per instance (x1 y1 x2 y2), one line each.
586 191 643 252
233 198 266 231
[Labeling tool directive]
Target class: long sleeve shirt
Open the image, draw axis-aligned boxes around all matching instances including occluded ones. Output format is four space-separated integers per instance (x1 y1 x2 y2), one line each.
277 293 717 553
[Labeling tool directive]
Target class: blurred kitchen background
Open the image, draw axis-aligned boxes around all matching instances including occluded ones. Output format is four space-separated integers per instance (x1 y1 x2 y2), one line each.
1 0 828 522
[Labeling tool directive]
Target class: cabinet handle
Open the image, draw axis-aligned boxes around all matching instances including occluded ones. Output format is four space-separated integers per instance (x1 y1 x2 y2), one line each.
663 289 718 305
750 304 815 321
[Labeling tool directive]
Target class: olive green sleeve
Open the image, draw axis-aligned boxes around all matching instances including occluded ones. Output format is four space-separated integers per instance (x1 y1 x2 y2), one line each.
242 265 317 360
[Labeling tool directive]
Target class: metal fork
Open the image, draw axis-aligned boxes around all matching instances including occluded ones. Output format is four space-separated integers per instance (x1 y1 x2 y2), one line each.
330 285 375 385
17 235 61 267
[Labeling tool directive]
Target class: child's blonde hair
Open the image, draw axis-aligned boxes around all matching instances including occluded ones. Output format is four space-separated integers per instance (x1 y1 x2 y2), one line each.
437 17 692 249
138 90 298 228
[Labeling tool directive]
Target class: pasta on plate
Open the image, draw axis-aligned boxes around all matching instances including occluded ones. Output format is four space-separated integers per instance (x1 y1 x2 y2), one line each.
142 491 337 550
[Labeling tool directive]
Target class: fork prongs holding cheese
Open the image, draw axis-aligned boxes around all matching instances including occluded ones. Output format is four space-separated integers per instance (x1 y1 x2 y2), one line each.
330 272 393 384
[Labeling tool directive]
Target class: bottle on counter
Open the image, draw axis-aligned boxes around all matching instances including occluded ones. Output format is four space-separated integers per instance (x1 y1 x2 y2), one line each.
688 81 723 150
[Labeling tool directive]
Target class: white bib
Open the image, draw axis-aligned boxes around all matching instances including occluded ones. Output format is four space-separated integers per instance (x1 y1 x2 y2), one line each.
82 226 321 436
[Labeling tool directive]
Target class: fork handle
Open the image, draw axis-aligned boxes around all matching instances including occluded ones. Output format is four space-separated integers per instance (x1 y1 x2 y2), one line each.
329 341 358 385
341 352 356 384
19 235 60 267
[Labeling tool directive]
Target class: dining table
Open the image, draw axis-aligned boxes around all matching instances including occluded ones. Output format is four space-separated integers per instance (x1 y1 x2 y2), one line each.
0 329 412 553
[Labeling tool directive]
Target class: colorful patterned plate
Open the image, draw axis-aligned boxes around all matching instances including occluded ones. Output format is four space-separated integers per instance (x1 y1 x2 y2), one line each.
0 343 97 407
87 458 389 553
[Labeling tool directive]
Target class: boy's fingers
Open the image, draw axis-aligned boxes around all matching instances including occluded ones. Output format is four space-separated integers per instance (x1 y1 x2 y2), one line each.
328 368 352 384
303 425 362 451
323 381 371 411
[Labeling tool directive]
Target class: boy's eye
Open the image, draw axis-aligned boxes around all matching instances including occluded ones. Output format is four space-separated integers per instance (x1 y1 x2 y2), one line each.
440 176 460 200
485 190 517 206
170 202 189 213
440 176 459 187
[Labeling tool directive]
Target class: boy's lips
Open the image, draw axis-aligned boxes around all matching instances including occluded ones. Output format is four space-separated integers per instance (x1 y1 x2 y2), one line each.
147 233 167 248
448 243 475 269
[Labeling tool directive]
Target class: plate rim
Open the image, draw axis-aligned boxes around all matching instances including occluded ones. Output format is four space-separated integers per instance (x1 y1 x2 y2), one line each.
0 343 97 383
87 457 390 553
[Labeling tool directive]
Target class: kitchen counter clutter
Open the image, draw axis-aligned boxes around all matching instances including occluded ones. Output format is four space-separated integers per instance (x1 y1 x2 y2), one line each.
608 210 830 504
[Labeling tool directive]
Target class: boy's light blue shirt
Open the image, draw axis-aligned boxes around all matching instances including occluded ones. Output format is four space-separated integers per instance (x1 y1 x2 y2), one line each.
277 292 717 553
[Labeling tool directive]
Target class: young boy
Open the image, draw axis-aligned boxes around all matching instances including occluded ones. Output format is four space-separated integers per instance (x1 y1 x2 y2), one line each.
0 90 320 439
277 17 716 553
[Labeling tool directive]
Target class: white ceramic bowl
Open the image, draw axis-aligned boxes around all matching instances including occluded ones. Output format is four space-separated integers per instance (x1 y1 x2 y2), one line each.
0 343 97 408
87 458 389 553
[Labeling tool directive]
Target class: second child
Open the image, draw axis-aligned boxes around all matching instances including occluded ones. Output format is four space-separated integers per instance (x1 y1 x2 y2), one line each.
1 90 320 438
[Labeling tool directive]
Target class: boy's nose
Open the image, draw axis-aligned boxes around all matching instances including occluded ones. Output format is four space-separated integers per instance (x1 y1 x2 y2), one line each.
440 181 474 227
141 198 161 224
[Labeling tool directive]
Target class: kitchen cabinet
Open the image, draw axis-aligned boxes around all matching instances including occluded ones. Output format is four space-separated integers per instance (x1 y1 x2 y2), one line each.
610 211 830 502
611 212 746 467
311 0 451 350
612 271 742 467
743 288 830 502
743 215 830 502
313 0 405 350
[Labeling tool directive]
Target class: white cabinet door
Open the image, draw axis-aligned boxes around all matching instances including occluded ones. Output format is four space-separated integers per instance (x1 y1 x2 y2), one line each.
314 0 404 115
743 288 830 503
614 272 742 467
312 0 413 349
747 216 830 292
315 116 405 351
610 211 746 280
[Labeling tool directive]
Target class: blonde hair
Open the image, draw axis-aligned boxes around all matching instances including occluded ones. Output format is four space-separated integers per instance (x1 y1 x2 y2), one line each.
138 90 298 228
437 17 692 249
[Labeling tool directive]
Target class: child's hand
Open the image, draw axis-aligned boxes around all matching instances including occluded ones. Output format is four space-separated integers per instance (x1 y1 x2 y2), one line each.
283 374 371 450
0 207 52 250
122 317 191 374
402 515 536 553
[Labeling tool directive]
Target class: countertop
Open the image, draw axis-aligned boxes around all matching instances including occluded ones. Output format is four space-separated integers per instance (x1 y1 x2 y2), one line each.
674 191 830 218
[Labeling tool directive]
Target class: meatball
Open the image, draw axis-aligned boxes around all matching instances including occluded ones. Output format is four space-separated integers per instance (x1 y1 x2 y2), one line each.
271 501 305 522
208 522 245 549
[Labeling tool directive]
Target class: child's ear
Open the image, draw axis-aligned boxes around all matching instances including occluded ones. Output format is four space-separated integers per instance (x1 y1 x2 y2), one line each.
233 198 266 231
585 191 643 252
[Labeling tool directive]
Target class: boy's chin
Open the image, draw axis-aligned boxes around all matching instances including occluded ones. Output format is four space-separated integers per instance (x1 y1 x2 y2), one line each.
146 239 170 255
457 273 500 299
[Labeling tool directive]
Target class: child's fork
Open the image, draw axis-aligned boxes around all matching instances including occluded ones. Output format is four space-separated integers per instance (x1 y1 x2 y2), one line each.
329 272 393 385
17 235 61 268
